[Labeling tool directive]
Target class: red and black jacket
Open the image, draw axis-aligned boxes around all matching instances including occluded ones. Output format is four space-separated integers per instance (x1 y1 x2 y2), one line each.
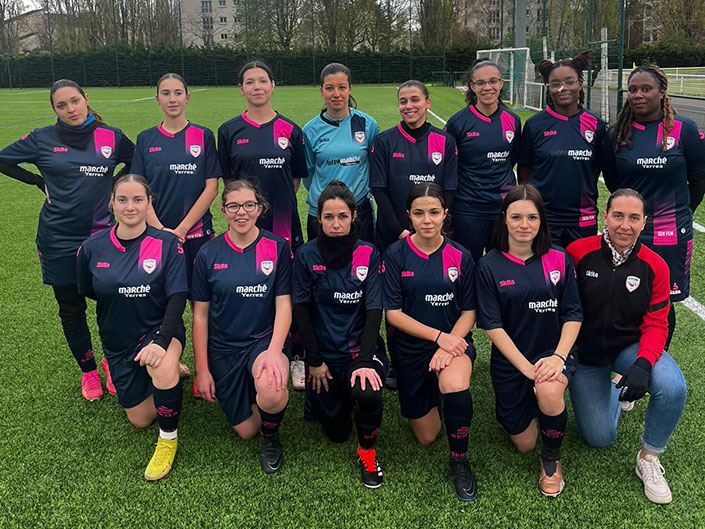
566 235 670 367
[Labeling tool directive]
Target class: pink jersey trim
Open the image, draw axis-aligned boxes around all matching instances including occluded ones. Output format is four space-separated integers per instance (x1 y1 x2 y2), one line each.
93 128 116 158
406 235 429 260
351 245 373 279
224 231 244 253
470 105 492 123
546 106 569 122
273 118 294 150
579 112 598 142
109 225 126 252
656 119 682 149
185 125 205 158
501 251 526 266
540 249 565 286
241 111 261 129
138 236 163 273
255 237 278 277
500 111 516 143
632 122 646 131
441 243 462 282
427 132 446 164
157 123 175 138
397 123 416 143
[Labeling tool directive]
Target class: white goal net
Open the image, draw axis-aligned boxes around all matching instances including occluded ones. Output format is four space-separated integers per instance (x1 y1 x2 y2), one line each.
475 47 537 109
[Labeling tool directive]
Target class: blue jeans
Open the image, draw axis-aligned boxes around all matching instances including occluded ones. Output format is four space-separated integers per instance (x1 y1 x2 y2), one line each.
569 343 686 453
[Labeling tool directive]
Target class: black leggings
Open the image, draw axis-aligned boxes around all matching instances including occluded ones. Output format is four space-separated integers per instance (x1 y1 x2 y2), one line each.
52 284 96 373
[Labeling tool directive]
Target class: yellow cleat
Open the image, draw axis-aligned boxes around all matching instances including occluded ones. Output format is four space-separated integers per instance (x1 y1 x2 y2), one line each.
144 437 177 481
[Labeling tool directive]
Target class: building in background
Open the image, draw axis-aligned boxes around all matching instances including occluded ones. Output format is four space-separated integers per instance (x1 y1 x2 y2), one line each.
181 0 241 47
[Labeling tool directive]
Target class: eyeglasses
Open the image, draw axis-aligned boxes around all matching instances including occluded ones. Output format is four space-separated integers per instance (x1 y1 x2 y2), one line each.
471 78 502 88
224 201 259 213
546 79 579 90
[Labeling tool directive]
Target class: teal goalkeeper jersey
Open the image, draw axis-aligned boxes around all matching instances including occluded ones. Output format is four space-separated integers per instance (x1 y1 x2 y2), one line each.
302 108 379 216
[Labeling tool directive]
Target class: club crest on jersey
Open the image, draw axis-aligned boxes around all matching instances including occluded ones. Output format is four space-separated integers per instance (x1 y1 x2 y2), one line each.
448 267 458 282
354 131 366 144
584 129 594 143
261 260 274 276
431 151 443 165
189 144 202 158
505 130 515 143
666 136 675 150
549 270 561 286
625 275 641 292
277 137 289 150
142 259 156 274
356 266 369 281
100 146 112 159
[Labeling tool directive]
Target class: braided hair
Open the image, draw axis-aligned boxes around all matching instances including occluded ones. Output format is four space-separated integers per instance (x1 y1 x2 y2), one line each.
536 50 592 110
612 64 675 152
464 58 508 106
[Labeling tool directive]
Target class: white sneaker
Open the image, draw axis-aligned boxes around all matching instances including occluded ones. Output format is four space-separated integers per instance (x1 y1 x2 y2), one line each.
620 400 634 412
290 360 305 391
635 453 672 504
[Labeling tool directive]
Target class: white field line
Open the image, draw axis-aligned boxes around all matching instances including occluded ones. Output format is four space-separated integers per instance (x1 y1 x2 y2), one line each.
427 109 447 126
130 88 207 102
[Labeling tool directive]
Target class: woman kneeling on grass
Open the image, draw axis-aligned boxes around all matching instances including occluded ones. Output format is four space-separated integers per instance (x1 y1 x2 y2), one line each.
293 180 387 488
566 188 687 504
191 179 293 474
383 183 477 502
76 174 187 481
475 184 582 497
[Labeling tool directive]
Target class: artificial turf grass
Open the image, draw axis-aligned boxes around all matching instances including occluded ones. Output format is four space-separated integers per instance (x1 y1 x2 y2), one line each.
2 86 705 527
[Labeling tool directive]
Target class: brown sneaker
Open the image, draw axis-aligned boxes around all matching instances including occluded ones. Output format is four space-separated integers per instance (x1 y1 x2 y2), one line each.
539 459 564 497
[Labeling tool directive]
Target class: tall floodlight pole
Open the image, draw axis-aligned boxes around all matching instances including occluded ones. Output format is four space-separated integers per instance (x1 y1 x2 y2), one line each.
178 0 185 77
112 1 120 87
311 0 316 85
45 3 55 82
617 0 626 114
514 0 526 47
500 0 504 46
408 0 412 78
441 0 446 71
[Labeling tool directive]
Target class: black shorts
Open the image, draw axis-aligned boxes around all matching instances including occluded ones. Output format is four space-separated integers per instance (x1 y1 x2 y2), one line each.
450 214 495 263
549 225 598 249
491 349 576 435
394 345 476 420
307 350 388 426
38 250 78 286
183 233 214 293
210 337 291 427
107 324 186 409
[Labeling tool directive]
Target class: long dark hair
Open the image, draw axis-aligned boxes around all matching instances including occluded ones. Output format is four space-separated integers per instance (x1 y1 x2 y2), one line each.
492 184 552 256
465 58 507 106
536 50 592 110
49 79 104 124
317 180 357 219
320 63 358 109
612 64 674 152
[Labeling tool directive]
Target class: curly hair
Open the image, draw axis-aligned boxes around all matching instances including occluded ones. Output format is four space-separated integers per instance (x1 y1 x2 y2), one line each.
536 50 592 110
611 64 674 152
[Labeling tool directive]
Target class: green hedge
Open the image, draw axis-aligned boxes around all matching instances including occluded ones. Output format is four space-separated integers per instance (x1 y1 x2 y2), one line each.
0 45 489 89
625 42 705 68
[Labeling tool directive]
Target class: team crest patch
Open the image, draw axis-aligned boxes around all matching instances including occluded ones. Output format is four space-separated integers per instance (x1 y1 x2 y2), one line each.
277 137 289 149
550 270 561 285
101 145 112 158
261 260 274 276
356 266 368 281
190 144 202 157
584 129 594 143
666 136 675 150
354 131 366 144
626 275 641 292
142 259 156 274
448 267 458 282
505 130 515 143
431 151 442 165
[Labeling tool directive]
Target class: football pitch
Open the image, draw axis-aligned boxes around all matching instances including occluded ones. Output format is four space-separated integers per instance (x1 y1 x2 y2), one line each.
1 85 705 528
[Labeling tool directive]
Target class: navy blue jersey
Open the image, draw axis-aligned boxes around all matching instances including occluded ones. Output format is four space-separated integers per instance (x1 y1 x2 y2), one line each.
76 226 188 358
476 247 583 370
0 125 133 258
191 230 292 355
445 105 521 219
303 108 379 215
218 112 306 249
369 123 457 241
517 108 606 229
383 236 476 358
293 240 381 363
131 122 221 239
601 116 705 246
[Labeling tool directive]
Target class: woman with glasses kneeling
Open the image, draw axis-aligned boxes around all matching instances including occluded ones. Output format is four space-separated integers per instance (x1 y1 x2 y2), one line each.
566 188 687 505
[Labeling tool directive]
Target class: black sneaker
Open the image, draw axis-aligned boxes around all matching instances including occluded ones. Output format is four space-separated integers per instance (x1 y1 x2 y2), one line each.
449 456 477 502
260 434 283 474
357 446 383 489
384 366 398 391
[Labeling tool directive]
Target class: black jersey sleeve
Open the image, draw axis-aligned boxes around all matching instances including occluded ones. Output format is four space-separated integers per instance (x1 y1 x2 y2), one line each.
516 119 534 166
115 131 135 173
76 243 96 300
443 115 459 139
509 114 523 166
683 121 705 212
0 130 40 165
274 241 293 296
559 254 583 324
130 133 146 176
592 119 608 170
291 126 308 180
355 308 383 369
600 131 620 192
152 292 188 350
382 248 403 310
0 161 44 190
442 135 458 191
475 259 502 330
217 124 232 180
190 249 212 302
204 129 223 180
372 186 407 239
459 253 476 311
368 135 388 190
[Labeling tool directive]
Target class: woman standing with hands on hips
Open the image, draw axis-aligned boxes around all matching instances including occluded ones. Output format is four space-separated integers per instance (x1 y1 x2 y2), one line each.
303 63 379 243
0 79 134 401
191 179 293 475
475 184 582 497
77 174 188 481
517 51 606 247
383 183 477 502
601 64 705 345
445 58 521 262
293 181 388 489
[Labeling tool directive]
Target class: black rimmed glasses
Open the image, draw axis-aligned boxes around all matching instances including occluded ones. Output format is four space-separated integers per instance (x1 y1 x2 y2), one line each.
224 201 259 213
